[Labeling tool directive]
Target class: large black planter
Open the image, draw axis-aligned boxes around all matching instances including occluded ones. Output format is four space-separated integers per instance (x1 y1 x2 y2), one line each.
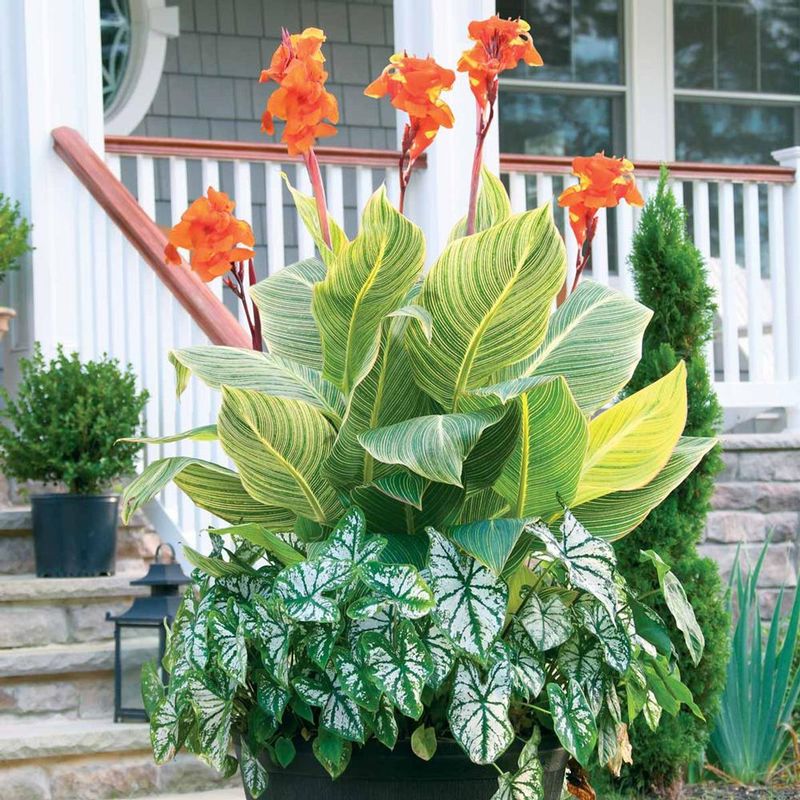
31 494 119 577
243 738 568 800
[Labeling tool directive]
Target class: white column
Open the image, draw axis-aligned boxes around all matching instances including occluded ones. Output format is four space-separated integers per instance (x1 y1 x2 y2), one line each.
772 146 800 430
394 0 498 261
625 0 674 161
0 0 104 385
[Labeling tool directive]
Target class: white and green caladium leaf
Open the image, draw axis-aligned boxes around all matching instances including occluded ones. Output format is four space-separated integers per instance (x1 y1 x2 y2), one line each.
313 728 353 780
349 562 434 620
572 436 717 540
504 625 546 700
491 734 545 800
175 593 211 674
449 518 528 576
346 608 392 651
141 661 165 717
449 166 512 242
319 506 386 573
643 690 663 731
557 635 604 688
208 607 247 686
405 205 566 412
332 649 382 712
250 258 326 370
449 660 514 765
239 738 268 799
546 680 598 767
187 676 233 773
120 457 296 529
248 598 293 685
373 696 399 749
426 528 508 660
294 669 366 743
503 281 652 416
257 671 291 722
575 598 632 674
527 511 618 618
363 621 432 719
423 624 457 690
491 376 588 521
359 406 506 487
305 622 340 668
312 186 424 393
516 591 573 652
150 696 181 764
169 346 345 425
640 549 705 666
283 177 349 265
274 558 352 623
218 387 342 524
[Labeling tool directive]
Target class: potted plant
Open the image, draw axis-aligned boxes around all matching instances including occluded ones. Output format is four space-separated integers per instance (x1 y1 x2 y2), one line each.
0 345 149 577
124 16 715 800
0 192 33 337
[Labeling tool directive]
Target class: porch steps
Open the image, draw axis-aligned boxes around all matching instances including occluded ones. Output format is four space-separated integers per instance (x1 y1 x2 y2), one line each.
132 791 243 800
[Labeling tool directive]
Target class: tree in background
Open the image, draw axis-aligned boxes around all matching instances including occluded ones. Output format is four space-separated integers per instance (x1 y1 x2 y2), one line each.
610 168 730 797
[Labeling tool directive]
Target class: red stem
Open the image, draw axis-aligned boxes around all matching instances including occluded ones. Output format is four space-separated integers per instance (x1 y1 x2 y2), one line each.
466 100 494 236
570 215 598 293
225 262 261 351
303 148 332 250
248 259 263 351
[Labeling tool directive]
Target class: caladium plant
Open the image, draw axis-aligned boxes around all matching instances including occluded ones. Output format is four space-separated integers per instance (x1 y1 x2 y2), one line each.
126 167 712 799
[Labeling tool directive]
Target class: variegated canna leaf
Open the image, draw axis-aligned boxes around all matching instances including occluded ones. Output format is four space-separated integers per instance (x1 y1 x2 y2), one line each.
359 406 506 487
575 598 632 673
150 696 181 764
187 675 233 773
208 606 247 686
557 635 604 688
333 648 382 712
294 669 366 743
546 680 597 766
363 621 432 719
427 528 508 660
239 738 268 799
349 562 434 620
422 624 457 690
312 186 424 393
449 518 528 576
448 660 514 765
527 511 618 618
256 671 291 723
283 177 348 264
250 257 327 370
371 469 427 509
274 559 352 623
449 166 512 241
373 696 399 749
516 591 573 652
405 206 566 411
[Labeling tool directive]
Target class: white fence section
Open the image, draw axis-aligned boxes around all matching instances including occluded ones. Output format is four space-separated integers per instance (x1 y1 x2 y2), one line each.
501 159 800 428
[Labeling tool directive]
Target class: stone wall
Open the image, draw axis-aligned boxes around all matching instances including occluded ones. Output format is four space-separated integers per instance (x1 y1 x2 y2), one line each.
702 433 800 617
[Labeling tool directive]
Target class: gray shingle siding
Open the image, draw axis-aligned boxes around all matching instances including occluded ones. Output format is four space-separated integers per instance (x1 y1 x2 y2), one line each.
137 0 397 150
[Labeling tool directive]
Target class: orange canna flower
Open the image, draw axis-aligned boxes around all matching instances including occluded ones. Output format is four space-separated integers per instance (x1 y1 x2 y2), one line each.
259 27 339 155
558 153 644 246
164 187 255 282
365 53 455 161
458 15 543 110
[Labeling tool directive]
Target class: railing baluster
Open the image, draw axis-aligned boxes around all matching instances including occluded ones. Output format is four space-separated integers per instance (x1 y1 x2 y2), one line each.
326 165 344 230
509 172 526 212
670 179 684 208
718 181 740 382
356 166 373 219
200 159 223 299
743 182 764 381
590 208 609 286
296 164 315 260
616 202 635 296
768 183 789 382
692 181 715 380
265 162 285 275
536 173 553 208
384 167 400 209
233 160 253 323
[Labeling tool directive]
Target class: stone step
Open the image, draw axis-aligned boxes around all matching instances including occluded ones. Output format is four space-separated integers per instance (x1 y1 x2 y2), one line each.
133 791 244 800
0 506 160 575
0 720 236 799
0 575 147 649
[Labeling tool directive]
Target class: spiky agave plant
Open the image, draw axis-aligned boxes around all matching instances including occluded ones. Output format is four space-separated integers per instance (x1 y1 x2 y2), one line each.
124 170 715 799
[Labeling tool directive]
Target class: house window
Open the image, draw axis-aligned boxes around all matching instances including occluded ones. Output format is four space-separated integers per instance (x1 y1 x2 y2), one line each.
674 0 800 163
497 0 626 156
101 0 133 112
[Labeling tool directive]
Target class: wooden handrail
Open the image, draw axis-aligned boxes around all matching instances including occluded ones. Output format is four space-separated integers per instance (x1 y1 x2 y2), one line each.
499 153 795 183
53 127 250 349
105 134 426 170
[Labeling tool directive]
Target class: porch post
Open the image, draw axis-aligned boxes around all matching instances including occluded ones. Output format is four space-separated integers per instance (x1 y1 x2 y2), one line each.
0 0 104 385
772 146 800 430
393 0 498 261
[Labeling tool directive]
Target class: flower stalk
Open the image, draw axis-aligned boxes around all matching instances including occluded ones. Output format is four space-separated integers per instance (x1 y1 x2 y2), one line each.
302 148 333 249
223 259 262 351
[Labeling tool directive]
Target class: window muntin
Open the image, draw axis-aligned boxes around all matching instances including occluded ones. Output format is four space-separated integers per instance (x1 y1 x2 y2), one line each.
100 0 133 112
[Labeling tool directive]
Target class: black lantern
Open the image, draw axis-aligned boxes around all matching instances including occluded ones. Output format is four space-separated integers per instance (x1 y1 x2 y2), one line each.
107 543 190 722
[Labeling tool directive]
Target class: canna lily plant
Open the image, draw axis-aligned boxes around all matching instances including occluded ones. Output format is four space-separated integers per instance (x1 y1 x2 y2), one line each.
125 15 716 800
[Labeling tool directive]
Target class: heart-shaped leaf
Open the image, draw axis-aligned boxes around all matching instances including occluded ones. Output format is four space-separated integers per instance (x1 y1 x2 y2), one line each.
208 605 247 686
449 518 528 575
294 669 366 742
332 649 382 712
516 591 573 652
349 562 434 620
546 679 597 766
422 624 457 690
188 675 233 773
239 738 268 799
320 506 386 572
256 671 291 723
373 696 399 749
312 728 353 779
274 559 351 623
247 598 293 685
556 635 604 688
575 598 632 673
150 696 181 764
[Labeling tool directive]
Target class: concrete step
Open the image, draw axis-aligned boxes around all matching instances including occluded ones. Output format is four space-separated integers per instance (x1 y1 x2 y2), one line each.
0 720 237 799
133 791 244 800
0 506 160 575
0 574 147 649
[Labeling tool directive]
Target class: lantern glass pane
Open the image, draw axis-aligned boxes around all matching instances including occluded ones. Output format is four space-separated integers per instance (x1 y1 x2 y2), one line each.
120 625 162 714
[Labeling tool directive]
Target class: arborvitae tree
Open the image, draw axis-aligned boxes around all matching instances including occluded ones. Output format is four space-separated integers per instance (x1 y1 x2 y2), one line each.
611 168 730 797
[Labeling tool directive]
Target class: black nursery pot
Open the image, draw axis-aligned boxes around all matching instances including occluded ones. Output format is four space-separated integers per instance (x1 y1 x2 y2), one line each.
31 494 119 577
243 738 568 800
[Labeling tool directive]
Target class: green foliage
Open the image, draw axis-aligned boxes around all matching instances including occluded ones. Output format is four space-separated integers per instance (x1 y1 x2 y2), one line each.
0 344 149 494
134 173 713 798
611 167 730 794
0 193 32 283
708 545 800 784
